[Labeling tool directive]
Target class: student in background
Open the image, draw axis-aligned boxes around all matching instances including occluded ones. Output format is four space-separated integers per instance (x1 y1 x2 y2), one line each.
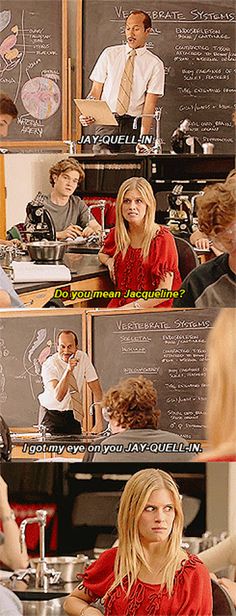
85 376 192 463
64 468 212 615
195 308 236 462
0 94 20 245
200 535 236 608
0 476 29 570
0 267 23 308
190 169 236 254
174 181 236 307
25 159 101 241
0 94 18 137
98 177 181 308
0 586 23 616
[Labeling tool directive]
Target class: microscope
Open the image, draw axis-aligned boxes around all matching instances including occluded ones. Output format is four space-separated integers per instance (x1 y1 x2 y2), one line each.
26 192 56 242
171 119 203 154
166 184 194 237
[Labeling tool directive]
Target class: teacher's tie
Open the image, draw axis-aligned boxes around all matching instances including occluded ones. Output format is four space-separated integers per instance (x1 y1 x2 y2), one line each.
68 372 84 423
116 49 136 115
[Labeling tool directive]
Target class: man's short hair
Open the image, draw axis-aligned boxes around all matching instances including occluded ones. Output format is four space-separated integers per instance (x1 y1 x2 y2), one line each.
127 10 152 30
0 94 18 119
49 158 85 187
196 182 236 236
57 330 78 346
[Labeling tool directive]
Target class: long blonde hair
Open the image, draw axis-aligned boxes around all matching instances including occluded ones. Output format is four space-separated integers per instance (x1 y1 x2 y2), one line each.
206 308 236 452
108 469 186 598
115 177 157 259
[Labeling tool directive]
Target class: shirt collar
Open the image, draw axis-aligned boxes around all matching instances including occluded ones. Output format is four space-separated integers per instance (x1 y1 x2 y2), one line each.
124 42 147 57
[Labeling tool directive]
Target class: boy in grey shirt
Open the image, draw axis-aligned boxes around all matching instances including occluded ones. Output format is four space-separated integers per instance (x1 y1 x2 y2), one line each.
26 159 101 241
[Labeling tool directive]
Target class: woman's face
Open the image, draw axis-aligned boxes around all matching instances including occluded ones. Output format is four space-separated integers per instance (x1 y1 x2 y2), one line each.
121 189 147 226
138 489 176 545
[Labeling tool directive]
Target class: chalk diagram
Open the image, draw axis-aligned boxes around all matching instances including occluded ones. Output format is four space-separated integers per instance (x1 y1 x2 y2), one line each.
0 8 61 124
21 75 60 120
15 328 57 400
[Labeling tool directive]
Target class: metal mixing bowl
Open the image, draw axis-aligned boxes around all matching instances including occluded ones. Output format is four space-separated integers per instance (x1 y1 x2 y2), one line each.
27 241 67 262
30 554 89 582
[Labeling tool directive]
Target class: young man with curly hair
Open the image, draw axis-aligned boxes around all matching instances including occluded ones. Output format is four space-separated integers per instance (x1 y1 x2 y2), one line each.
173 179 236 307
84 376 191 462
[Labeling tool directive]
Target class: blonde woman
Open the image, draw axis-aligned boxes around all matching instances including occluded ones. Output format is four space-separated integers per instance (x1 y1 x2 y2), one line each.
98 177 181 308
196 308 236 462
64 469 212 616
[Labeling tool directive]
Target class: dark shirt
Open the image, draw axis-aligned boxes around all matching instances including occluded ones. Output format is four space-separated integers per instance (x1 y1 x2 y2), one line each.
173 253 236 308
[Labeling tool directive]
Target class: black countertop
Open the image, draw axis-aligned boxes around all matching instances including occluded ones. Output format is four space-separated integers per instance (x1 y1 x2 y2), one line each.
1 576 75 601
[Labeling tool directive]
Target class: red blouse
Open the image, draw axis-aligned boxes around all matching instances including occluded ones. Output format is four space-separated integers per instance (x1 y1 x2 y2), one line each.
102 226 181 308
80 547 213 616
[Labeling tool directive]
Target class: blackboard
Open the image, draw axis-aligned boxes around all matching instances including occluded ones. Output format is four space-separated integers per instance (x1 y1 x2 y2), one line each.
0 310 84 427
88 308 219 441
82 0 235 154
0 0 67 145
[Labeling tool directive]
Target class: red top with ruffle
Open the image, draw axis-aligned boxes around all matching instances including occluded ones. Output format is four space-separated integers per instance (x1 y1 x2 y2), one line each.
102 226 181 308
80 547 213 616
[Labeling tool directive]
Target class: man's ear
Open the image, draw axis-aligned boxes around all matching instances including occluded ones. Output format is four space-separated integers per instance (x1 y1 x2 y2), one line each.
145 27 151 35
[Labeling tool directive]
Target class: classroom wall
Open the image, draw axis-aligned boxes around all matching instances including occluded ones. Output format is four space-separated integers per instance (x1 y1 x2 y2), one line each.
229 463 236 535
206 463 235 535
4 153 70 229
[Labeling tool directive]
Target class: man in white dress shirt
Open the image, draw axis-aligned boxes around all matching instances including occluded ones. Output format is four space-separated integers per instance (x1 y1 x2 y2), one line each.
80 10 165 152
38 330 103 435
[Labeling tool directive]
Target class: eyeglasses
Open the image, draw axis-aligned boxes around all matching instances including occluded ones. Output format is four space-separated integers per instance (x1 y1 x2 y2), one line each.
102 407 111 422
88 403 111 422
209 221 236 250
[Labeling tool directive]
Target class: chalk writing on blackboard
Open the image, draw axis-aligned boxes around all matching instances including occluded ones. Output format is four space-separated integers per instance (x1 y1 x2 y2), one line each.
15 328 57 400
83 0 235 152
90 309 219 440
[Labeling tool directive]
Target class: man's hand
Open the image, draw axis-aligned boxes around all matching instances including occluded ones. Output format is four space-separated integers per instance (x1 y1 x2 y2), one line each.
82 226 95 238
57 225 83 240
195 238 211 250
67 355 79 372
2 239 22 247
136 142 152 154
79 114 95 127
0 290 11 308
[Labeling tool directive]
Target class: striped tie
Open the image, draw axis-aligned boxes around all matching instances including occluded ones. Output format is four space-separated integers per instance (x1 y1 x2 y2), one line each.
116 49 136 116
68 372 84 423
